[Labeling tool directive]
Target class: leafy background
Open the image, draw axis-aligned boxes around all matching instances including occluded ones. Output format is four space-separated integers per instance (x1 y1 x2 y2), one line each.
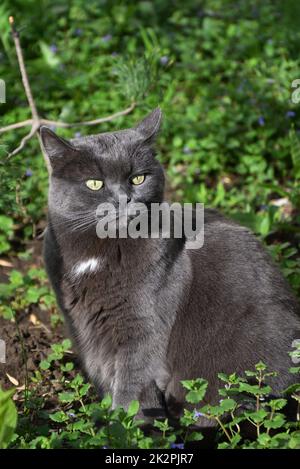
0 0 299 449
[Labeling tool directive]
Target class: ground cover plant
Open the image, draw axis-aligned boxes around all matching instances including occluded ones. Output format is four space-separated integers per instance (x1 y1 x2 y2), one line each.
0 0 299 449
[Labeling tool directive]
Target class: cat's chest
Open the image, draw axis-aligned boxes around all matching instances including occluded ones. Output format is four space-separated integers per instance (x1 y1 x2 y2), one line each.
61 255 155 389
62 255 153 341
63 257 136 314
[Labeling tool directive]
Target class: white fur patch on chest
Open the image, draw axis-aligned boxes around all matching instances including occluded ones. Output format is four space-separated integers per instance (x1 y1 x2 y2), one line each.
72 257 100 277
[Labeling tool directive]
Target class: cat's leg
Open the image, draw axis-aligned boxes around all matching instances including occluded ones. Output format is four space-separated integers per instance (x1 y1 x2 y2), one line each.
112 342 165 417
138 380 166 419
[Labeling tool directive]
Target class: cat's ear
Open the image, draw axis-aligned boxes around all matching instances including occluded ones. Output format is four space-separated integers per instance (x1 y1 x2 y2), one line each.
40 126 77 170
135 107 162 143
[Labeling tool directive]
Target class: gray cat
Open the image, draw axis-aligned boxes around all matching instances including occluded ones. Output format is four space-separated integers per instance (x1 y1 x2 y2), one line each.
41 108 300 423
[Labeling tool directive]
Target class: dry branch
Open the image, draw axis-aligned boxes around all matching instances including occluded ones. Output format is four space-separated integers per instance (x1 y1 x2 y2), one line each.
1 16 136 169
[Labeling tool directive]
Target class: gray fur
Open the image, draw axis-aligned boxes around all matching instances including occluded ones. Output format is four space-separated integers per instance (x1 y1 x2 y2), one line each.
41 108 300 422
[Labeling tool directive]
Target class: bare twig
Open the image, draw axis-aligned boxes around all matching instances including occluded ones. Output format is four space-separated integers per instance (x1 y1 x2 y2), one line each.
0 119 33 133
7 16 46 164
10 17 39 122
41 102 136 128
1 16 136 170
7 121 39 157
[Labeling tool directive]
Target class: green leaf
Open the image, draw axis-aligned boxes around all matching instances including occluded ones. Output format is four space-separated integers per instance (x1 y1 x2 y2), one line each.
58 392 76 403
289 367 300 374
127 400 139 417
239 382 271 395
288 433 300 449
154 418 170 432
217 372 231 382
284 383 300 395
61 362 74 372
186 431 203 442
25 287 42 303
257 433 271 446
0 215 13 233
264 414 286 429
39 360 50 370
182 378 208 404
219 398 236 412
268 398 287 411
258 216 270 236
0 388 17 449
101 394 112 410
79 383 91 397
255 361 267 371
245 409 268 423
39 41 61 68
50 411 69 423
9 270 23 288
62 339 72 350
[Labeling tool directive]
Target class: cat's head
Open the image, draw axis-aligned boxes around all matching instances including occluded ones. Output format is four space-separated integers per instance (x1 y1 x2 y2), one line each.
40 108 164 237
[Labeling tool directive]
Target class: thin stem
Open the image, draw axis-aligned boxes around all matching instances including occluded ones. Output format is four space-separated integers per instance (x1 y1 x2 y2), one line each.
215 416 232 443
0 119 33 133
79 396 95 437
255 370 264 437
41 102 136 128
7 122 38 157
9 17 39 122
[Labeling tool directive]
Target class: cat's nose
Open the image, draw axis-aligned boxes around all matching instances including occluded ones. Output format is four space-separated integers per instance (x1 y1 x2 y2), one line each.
108 190 131 206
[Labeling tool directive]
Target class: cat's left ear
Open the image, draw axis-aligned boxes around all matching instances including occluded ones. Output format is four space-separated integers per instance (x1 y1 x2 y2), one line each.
135 107 162 144
40 127 78 170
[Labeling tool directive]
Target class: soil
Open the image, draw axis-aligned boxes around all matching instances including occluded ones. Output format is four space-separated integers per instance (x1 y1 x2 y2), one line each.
0 236 71 393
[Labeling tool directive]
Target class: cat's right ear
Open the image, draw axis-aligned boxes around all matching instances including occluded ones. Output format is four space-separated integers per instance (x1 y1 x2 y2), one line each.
134 107 162 144
40 127 77 170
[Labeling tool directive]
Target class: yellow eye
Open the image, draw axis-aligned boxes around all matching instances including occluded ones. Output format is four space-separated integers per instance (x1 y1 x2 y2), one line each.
86 179 104 191
131 175 145 185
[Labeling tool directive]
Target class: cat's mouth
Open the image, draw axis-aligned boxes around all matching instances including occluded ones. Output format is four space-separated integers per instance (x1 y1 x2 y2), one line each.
96 207 148 223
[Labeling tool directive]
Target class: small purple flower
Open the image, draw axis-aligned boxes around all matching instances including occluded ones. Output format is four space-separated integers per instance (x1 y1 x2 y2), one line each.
160 56 169 66
286 111 296 119
183 145 192 154
171 443 184 449
74 132 82 138
50 44 57 54
194 409 205 418
258 116 265 126
25 168 33 177
101 34 112 43
74 28 82 37
67 412 76 418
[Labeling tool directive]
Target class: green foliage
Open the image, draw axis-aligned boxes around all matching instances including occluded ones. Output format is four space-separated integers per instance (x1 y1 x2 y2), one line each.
0 387 17 449
0 215 13 254
0 0 300 451
7 341 300 449
0 266 56 320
